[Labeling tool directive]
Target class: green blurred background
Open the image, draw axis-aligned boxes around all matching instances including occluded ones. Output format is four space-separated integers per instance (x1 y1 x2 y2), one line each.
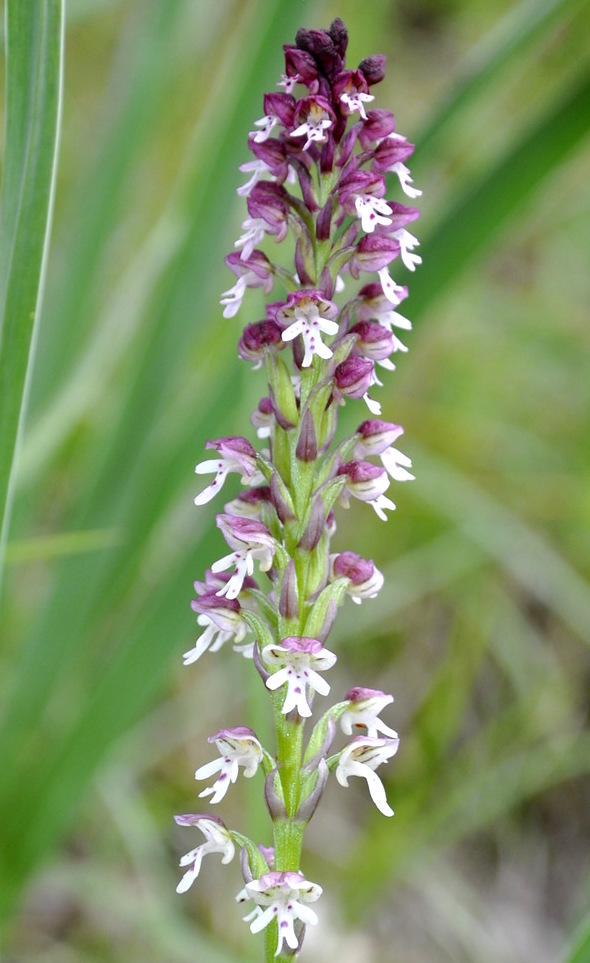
1 0 590 960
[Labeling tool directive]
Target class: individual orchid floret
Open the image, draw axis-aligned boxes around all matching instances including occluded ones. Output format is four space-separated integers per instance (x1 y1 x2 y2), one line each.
290 95 335 150
194 436 257 506
340 687 398 738
263 636 337 717
237 158 275 197
357 281 411 332
390 160 422 198
334 70 375 120
355 194 393 233
221 250 274 318
279 290 339 368
392 227 422 271
183 594 249 664
242 871 322 957
335 735 399 817
330 551 384 604
338 460 396 520
213 514 276 600
174 813 235 894
377 266 408 306
249 112 279 143
354 419 415 482
195 727 263 804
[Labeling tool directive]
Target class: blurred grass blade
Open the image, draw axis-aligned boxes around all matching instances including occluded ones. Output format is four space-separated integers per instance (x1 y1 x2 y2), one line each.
417 0 585 153
0 0 64 572
563 915 590 963
401 63 590 316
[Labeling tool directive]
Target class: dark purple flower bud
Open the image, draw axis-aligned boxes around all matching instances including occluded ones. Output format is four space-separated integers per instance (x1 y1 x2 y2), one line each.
349 320 395 361
316 199 333 241
247 182 289 240
295 26 342 80
349 234 400 278
358 54 387 86
238 319 283 363
279 559 299 619
334 356 374 399
336 125 360 167
358 108 396 149
263 91 296 128
329 18 348 59
356 419 404 455
249 136 290 181
296 409 318 462
338 459 389 502
283 45 319 88
372 135 416 172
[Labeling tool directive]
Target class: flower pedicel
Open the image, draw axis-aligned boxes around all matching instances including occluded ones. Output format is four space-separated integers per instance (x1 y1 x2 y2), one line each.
175 19 421 960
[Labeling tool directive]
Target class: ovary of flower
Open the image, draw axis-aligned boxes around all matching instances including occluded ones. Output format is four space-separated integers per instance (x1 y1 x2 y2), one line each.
237 159 273 197
340 89 374 119
174 814 235 894
244 872 322 957
390 161 422 198
392 228 422 271
380 445 415 482
249 113 278 143
281 306 339 368
340 689 398 739
355 194 393 234
235 217 268 261
195 728 263 804
263 638 337 717
335 736 399 817
377 267 407 306
290 108 333 151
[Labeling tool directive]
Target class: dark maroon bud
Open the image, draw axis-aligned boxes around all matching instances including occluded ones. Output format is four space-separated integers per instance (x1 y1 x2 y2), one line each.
358 54 387 86
372 136 415 172
279 559 299 619
349 234 400 279
349 320 395 361
336 126 359 167
283 44 319 86
238 320 282 361
328 18 348 59
263 91 296 127
296 163 319 212
334 356 374 398
332 550 375 585
358 108 396 149
297 496 326 551
295 409 318 462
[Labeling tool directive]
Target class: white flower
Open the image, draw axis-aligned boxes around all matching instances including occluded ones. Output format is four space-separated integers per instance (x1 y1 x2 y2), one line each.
335 736 399 817
340 688 398 738
194 437 257 506
213 515 275 600
290 107 333 150
390 161 422 199
174 814 235 894
249 114 278 143
220 275 249 318
377 267 407 306
340 89 374 119
234 217 268 261
380 446 415 482
355 194 393 234
263 637 337 717
280 301 339 368
242 871 322 956
195 727 263 804
392 228 422 271
237 159 273 197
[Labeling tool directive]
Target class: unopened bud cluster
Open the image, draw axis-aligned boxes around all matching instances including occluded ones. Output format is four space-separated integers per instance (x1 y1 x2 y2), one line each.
175 19 421 960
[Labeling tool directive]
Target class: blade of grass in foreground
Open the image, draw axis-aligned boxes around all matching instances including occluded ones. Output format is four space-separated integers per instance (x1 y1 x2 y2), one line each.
0 0 64 577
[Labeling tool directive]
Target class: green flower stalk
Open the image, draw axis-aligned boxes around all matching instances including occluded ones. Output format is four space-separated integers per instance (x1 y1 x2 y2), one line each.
174 18 421 961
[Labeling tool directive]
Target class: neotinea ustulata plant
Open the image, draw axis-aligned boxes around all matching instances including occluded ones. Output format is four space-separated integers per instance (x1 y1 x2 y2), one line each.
174 18 421 961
